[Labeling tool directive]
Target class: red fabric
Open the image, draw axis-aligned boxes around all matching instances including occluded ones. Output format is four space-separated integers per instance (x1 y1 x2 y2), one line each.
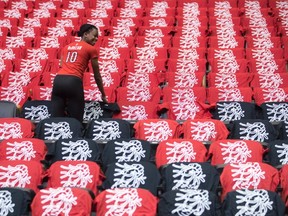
47 161 104 196
171 36 207 48
119 0 146 8
208 17 242 27
206 87 253 104
168 47 207 60
130 47 168 59
245 48 285 60
279 164 288 207
208 59 249 73
181 119 229 142
0 160 45 192
0 27 9 37
155 138 208 168
142 16 175 26
207 36 245 49
207 48 246 60
84 86 116 102
135 36 172 48
30 86 52 100
24 47 60 60
48 17 80 27
85 8 114 18
251 73 288 88
96 59 126 74
56 9 85 19
165 71 205 87
133 119 181 142
162 87 206 103
113 101 160 120
58 41 98 79
146 0 176 8
18 17 49 27
253 87 288 106
279 26 288 38
116 87 162 103
83 72 121 88
2 36 33 48
145 7 176 17
208 139 265 166
244 26 280 37
175 16 208 27
220 162 279 201
172 26 208 37
101 36 135 48
242 16 276 28
9 26 42 37
207 8 241 17
25 8 55 18
114 8 144 18
245 36 282 49
159 101 212 121
208 26 244 37
31 187 93 216
0 86 29 107
177 1 207 8
33 36 68 49
122 71 165 88
95 188 158 216
13 59 49 73
137 26 174 36
238 1 269 10
0 59 13 74
126 58 166 73
0 118 34 139
207 73 253 88
108 26 138 37
98 47 131 60
0 138 47 162
208 0 238 7
284 37 288 60
40 72 57 86
167 58 207 73
0 47 25 60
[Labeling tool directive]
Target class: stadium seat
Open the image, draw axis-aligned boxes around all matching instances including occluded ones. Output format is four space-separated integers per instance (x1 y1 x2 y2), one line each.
101 138 152 170
158 189 221 216
222 189 285 216
208 139 265 166
160 162 220 193
84 118 132 142
95 188 158 216
181 119 229 142
0 138 47 162
101 161 161 196
31 187 93 216
220 162 279 200
133 119 181 142
34 117 84 142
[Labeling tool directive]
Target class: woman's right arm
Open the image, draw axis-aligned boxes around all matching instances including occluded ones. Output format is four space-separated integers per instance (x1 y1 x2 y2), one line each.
91 57 108 103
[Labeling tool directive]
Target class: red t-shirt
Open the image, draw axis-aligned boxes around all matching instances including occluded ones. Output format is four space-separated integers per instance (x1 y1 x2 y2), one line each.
58 41 98 79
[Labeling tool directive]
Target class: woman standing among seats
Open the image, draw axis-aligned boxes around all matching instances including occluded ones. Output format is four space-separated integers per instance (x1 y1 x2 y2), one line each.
51 24 107 122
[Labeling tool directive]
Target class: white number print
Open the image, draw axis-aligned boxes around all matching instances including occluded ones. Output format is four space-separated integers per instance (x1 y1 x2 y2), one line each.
66 51 78 63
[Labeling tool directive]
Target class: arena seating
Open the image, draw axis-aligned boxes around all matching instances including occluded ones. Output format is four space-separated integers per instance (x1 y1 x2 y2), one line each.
0 0 288 215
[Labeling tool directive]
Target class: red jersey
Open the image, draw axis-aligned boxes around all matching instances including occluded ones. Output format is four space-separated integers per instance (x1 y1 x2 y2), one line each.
58 41 98 79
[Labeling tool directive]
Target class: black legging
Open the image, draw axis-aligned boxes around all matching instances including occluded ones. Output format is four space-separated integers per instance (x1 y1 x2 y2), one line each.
51 75 84 122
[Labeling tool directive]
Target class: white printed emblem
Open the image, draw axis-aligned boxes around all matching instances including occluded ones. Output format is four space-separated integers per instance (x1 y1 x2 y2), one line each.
234 189 273 216
105 188 142 216
112 163 146 188
115 140 146 162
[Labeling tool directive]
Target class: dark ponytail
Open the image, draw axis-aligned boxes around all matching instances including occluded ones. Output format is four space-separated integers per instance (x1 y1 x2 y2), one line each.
77 24 97 37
